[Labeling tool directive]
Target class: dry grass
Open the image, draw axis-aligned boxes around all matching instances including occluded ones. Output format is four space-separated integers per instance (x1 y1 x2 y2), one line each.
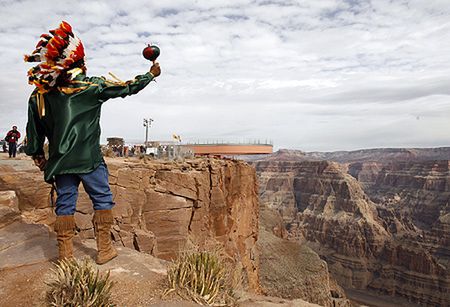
45 258 114 307
165 246 242 306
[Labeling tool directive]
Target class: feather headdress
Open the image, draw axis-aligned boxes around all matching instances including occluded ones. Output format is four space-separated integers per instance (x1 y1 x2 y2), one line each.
25 21 85 94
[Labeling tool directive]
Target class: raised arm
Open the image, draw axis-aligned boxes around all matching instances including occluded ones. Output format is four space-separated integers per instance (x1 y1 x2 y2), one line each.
95 63 161 103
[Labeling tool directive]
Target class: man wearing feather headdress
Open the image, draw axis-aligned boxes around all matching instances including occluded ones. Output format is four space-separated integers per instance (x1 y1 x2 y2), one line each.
24 21 161 264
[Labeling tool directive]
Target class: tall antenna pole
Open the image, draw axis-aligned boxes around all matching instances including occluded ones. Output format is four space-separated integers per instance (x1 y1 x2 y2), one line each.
143 118 154 148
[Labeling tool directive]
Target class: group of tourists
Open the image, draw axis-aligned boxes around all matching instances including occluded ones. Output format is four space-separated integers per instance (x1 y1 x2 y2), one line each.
109 144 146 157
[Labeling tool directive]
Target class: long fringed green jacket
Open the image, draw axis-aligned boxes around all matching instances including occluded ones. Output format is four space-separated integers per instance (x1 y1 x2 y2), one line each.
25 72 154 183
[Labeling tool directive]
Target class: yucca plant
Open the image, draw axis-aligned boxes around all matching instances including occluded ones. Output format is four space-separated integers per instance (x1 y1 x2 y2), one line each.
45 258 114 307
165 247 241 306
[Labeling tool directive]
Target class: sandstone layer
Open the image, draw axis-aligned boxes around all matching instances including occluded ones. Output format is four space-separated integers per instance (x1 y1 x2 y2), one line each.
254 155 450 306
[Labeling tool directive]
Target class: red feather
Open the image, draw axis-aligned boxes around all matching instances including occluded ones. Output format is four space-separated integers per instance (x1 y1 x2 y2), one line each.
46 44 59 59
54 28 68 39
60 21 72 34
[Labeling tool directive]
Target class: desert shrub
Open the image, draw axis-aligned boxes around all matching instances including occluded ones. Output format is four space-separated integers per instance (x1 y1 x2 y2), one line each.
165 246 241 306
45 258 114 307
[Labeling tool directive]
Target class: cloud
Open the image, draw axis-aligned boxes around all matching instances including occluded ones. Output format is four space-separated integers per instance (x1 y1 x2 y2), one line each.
0 0 449 151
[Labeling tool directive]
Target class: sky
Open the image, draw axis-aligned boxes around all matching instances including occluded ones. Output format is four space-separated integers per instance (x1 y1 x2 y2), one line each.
0 0 449 151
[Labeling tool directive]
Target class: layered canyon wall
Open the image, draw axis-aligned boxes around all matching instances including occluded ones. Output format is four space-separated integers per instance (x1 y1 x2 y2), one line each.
254 155 450 306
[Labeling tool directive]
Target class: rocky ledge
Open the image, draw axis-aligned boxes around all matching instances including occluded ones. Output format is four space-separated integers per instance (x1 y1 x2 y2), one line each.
0 156 260 291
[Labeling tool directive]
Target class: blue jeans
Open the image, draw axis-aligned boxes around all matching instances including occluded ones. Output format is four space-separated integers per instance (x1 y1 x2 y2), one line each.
8 142 17 157
55 162 115 216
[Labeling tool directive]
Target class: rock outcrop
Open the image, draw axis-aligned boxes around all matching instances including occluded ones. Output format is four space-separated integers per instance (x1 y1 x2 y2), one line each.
0 157 260 292
254 156 450 306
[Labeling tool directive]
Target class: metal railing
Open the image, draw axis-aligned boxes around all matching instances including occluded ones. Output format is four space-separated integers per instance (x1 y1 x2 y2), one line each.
185 139 273 146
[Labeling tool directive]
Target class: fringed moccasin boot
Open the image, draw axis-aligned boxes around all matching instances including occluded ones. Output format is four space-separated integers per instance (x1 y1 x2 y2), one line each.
54 215 76 260
93 209 118 264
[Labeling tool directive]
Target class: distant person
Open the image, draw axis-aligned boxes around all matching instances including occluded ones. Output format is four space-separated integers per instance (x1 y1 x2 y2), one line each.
5 125 21 158
24 21 161 264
